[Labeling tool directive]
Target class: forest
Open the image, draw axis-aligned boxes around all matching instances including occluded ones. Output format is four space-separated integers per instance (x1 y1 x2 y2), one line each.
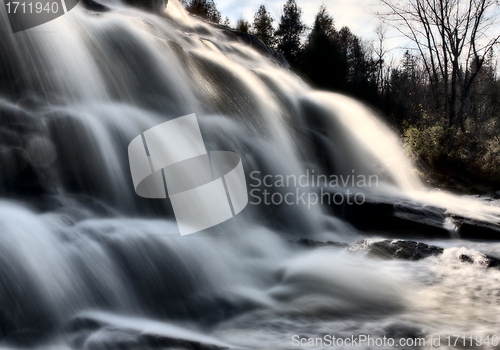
181 0 500 193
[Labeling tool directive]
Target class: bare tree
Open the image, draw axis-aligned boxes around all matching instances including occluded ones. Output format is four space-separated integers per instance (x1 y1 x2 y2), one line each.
374 24 389 94
380 0 500 150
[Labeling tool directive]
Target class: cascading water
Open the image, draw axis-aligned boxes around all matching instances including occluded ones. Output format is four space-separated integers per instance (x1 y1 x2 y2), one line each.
1 0 500 348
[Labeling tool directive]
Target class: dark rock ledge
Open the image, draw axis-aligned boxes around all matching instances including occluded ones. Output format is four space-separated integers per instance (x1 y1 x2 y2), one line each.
295 238 500 269
323 190 500 240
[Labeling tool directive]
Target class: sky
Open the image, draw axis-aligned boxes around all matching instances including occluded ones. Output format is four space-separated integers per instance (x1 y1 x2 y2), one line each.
216 0 387 43
215 0 500 68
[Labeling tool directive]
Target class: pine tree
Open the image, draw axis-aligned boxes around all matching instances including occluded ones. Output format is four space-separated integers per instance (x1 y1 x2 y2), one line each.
275 0 306 67
310 5 334 38
185 0 221 24
402 50 417 79
302 6 343 90
236 17 250 33
251 5 275 47
222 16 231 27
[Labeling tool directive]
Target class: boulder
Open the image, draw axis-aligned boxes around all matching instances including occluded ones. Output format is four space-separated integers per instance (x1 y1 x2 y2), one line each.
459 253 500 269
345 238 500 269
351 239 444 261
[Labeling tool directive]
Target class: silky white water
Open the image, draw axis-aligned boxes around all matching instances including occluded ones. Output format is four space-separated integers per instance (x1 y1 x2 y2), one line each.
1 0 500 348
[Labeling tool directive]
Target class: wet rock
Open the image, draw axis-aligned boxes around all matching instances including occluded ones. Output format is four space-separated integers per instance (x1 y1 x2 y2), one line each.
484 255 500 269
295 238 349 249
325 194 451 239
459 253 500 269
384 322 424 341
81 0 110 11
352 239 500 270
352 239 444 261
0 145 47 196
459 254 474 264
452 216 500 240
123 0 166 12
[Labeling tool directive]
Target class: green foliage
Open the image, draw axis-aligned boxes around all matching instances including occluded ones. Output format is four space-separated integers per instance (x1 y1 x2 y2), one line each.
252 5 275 47
484 136 500 173
402 112 500 188
403 122 446 166
390 47 500 189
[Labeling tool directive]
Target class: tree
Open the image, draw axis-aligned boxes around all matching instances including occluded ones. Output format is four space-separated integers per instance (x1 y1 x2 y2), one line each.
185 0 221 24
310 5 335 37
388 50 429 126
301 6 344 89
381 0 500 150
374 24 388 93
275 0 306 67
222 16 231 27
336 26 378 98
236 17 250 33
300 7 378 104
252 5 275 47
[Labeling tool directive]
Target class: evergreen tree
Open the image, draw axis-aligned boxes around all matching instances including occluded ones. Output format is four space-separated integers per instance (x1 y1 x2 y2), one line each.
185 0 221 24
402 50 417 79
301 6 343 90
222 16 231 27
275 0 306 67
251 5 275 47
336 26 377 91
310 5 334 37
236 17 250 33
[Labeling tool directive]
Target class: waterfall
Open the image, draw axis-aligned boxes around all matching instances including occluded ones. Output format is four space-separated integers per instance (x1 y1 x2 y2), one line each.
1 0 500 347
